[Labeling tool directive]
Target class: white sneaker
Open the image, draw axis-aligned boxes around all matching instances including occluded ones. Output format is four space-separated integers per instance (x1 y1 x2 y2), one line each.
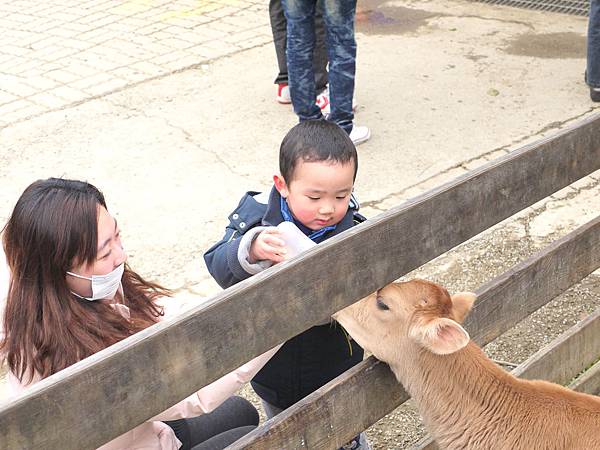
349 125 371 145
277 83 291 104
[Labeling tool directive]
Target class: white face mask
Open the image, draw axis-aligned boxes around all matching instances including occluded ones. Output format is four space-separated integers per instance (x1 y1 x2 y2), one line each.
67 263 125 301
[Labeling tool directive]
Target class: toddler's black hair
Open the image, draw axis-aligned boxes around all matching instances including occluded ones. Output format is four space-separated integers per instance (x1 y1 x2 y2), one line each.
279 120 358 183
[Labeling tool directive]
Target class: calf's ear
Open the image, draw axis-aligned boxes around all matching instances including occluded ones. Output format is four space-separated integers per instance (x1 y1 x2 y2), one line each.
409 317 470 355
451 292 476 323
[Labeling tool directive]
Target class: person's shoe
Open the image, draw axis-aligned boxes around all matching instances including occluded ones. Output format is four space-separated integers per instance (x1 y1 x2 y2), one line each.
349 125 371 146
277 83 291 104
591 86 600 102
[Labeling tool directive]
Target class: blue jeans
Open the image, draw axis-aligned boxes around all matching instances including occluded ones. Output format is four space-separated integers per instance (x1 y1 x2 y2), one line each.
587 0 600 87
282 0 357 134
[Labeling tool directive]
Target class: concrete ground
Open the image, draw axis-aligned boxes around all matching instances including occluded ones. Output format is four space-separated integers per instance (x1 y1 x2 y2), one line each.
1 0 600 447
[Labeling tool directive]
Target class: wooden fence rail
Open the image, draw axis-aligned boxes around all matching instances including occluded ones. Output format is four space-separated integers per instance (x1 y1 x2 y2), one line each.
570 359 600 394
1 114 599 449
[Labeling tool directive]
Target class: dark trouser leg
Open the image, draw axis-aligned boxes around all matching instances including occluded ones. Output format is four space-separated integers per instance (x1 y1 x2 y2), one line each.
261 399 285 419
322 0 357 134
190 426 256 450
270 0 289 85
314 0 329 92
271 0 328 91
164 396 259 450
587 0 600 88
282 0 324 121
163 418 193 450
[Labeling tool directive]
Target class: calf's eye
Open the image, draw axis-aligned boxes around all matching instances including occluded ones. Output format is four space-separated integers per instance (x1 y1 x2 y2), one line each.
376 296 390 311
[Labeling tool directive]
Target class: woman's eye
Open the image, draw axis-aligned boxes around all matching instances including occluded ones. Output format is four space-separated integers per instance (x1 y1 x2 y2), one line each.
376 296 390 311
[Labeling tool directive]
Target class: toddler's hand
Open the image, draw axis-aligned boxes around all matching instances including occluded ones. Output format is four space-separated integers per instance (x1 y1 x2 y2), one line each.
249 227 287 264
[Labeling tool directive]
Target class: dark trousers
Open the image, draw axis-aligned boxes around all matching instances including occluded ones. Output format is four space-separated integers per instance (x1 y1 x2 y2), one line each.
164 396 259 450
588 0 600 87
269 0 328 93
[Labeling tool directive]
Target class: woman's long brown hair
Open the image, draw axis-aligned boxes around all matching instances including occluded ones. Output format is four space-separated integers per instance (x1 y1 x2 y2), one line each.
1 178 168 382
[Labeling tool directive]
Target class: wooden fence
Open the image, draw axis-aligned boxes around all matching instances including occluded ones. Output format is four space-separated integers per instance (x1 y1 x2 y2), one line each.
1 113 599 449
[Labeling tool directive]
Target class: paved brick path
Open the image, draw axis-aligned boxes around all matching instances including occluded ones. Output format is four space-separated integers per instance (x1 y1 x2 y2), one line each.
0 0 272 129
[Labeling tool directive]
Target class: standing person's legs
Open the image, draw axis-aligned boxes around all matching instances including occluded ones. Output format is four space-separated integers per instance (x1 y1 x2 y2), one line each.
271 0 328 92
270 0 289 86
587 0 600 101
282 0 324 121
164 396 259 450
321 0 357 134
314 0 329 93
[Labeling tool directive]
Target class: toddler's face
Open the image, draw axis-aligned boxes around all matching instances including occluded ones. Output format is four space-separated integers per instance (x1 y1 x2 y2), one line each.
276 159 355 231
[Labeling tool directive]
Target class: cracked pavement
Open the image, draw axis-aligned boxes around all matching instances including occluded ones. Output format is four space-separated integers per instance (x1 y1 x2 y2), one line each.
1 0 600 444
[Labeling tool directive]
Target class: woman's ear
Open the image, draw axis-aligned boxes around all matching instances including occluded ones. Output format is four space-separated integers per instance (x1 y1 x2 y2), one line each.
273 174 289 198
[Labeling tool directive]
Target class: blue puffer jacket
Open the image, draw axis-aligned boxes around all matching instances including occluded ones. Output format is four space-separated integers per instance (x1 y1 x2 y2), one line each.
203 187 365 409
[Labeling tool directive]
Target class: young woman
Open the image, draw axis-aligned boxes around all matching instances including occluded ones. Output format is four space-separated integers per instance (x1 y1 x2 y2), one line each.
0 178 277 450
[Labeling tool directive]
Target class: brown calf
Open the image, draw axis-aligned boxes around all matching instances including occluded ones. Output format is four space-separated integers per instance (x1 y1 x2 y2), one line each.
333 279 600 450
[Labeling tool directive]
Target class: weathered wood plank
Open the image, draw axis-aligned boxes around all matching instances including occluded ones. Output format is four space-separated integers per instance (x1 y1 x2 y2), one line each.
231 356 406 450
1 116 599 449
513 307 600 383
410 308 600 450
232 215 600 449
